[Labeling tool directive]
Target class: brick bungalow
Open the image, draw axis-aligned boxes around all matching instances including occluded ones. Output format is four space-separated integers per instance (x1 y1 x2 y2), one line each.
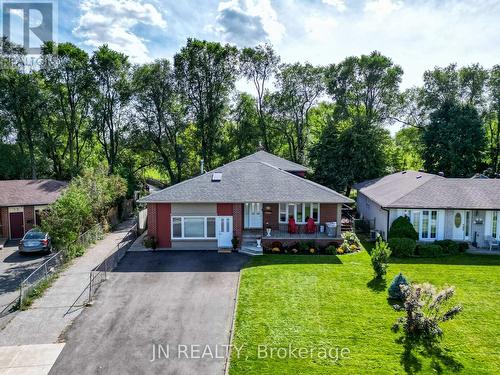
138 151 353 253
0 180 67 240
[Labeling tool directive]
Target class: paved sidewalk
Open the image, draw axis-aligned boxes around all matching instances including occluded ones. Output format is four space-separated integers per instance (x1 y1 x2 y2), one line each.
0 219 136 346
0 343 65 375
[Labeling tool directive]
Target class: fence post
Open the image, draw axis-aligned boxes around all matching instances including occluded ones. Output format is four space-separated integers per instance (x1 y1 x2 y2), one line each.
44 263 48 280
19 284 23 309
88 272 92 303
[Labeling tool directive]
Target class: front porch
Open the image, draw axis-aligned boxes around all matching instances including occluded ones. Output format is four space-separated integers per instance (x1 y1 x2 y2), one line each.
243 227 334 240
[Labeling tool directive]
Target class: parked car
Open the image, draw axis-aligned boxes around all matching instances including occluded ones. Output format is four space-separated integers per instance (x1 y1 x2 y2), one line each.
19 229 52 254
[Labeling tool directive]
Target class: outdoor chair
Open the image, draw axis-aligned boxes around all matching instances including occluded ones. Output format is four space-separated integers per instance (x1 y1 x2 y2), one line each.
288 218 297 234
306 217 316 234
488 236 499 251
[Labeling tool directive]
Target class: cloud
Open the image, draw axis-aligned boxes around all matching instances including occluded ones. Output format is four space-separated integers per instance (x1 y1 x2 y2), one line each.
364 0 403 15
74 0 167 62
322 0 347 12
214 0 285 46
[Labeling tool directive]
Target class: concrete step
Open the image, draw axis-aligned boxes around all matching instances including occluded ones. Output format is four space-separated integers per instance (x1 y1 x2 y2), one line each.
239 245 263 256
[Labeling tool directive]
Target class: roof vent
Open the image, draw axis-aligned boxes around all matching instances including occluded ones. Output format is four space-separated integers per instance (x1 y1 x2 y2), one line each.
212 172 222 182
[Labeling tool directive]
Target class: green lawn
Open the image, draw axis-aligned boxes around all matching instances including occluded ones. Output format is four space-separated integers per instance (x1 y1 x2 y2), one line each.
229 251 500 374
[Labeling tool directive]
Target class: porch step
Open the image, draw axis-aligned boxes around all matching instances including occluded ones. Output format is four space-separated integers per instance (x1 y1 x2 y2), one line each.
239 245 263 256
218 248 233 254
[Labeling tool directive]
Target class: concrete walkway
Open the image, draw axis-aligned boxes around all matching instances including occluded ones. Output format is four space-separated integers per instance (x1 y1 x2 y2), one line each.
0 219 136 346
0 343 65 375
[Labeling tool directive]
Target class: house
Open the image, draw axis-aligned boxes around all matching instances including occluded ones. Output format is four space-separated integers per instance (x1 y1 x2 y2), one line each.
0 179 67 240
138 151 353 252
354 171 500 247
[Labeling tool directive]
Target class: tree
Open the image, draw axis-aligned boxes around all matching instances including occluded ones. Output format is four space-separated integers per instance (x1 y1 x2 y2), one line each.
422 101 485 177
90 45 131 175
239 44 280 151
311 52 402 193
174 39 238 170
371 240 391 278
229 92 260 158
272 63 324 163
487 65 500 175
41 42 94 177
132 59 187 184
390 127 424 171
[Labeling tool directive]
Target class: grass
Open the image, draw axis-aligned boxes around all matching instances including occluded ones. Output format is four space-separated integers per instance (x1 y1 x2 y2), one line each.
229 249 500 374
20 273 59 310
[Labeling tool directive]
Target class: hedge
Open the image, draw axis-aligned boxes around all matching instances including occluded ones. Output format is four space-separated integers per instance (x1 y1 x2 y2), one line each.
417 243 444 257
434 240 459 255
389 237 417 257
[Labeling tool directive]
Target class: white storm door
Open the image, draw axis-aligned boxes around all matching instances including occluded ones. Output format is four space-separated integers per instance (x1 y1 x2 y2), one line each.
452 210 465 240
217 216 233 247
246 203 262 228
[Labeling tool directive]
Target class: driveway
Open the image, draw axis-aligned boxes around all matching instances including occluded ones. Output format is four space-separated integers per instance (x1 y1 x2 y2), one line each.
0 241 50 311
50 251 248 375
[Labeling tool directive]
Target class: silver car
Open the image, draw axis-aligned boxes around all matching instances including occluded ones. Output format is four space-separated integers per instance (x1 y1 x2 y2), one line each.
19 229 52 254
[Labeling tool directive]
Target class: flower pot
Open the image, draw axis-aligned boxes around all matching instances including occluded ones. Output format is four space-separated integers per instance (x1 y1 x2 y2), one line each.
266 228 272 237
256 238 262 248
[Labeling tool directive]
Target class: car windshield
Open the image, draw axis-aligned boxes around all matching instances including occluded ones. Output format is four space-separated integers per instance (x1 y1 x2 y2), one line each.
24 231 46 240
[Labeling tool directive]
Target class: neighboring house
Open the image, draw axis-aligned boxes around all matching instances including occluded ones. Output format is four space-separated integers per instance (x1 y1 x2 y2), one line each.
354 171 500 247
138 151 353 251
0 180 67 240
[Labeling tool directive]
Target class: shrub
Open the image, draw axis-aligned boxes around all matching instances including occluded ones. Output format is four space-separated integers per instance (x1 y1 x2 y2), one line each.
144 236 157 250
341 231 361 248
417 243 443 257
272 247 281 253
297 242 309 254
371 240 392 278
434 240 459 255
457 242 469 252
392 283 462 339
325 245 337 255
271 241 283 250
389 237 417 257
389 216 418 241
388 273 410 300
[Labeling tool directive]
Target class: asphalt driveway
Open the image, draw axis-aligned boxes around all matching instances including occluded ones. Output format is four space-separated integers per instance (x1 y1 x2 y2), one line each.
50 251 248 375
0 241 50 311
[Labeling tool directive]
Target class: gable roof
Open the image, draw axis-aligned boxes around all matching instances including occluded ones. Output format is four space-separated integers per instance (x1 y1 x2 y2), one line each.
0 179 67 207
237 151 309 172
354 171 500 210
138 153 351 204
353 171 441 207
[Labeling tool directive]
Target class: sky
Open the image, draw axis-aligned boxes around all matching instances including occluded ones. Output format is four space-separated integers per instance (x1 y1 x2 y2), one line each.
4 0 500 89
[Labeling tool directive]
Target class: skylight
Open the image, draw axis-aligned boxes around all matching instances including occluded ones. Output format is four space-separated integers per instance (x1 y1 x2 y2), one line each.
212 172 222 182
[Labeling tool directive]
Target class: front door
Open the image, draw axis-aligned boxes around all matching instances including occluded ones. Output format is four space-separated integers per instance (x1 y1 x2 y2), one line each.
9 212 24 239
217 216 233 248
244 203 262 229
452 210 471 240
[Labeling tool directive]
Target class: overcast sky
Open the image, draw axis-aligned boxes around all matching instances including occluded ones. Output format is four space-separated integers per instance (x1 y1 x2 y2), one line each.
10 0 500 88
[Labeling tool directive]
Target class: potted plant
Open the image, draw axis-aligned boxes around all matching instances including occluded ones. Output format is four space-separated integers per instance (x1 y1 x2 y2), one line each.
265 222 272 237
256 236 262 248
231 236 239 251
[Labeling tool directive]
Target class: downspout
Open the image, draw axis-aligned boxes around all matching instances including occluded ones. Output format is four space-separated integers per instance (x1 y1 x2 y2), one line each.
382 207 390 240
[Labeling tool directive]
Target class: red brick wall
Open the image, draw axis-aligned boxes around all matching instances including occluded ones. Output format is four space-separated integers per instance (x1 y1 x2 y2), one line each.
0 207 8 238
156 204 171 248
24 206 35 232
232 203 243 240
320 203 338 225
217 203 233 216
147 203 158 239
263 203 279 230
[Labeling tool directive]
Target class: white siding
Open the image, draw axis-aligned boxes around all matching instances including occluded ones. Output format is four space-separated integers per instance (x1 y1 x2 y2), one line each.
356 193 389 238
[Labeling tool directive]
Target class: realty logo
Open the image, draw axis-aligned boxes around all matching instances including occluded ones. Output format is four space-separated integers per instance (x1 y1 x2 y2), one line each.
1 0 57 54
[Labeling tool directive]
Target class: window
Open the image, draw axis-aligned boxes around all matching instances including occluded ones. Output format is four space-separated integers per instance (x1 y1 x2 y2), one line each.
430 211 437 239
421 211 429 238
416 210 439 240
171 217 217 239
279 203 320 223
493 211 498 238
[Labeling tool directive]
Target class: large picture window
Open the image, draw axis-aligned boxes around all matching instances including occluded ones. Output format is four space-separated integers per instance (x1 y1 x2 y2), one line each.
407 210 438 240
279 203 319 223
171 217 217 239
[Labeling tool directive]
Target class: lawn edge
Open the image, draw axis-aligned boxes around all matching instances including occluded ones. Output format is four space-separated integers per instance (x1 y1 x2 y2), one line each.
224 260 244 375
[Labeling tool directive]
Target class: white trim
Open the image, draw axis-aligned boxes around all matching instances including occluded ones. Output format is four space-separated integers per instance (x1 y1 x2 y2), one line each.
9 209 25 239
278 202 320 224
171 216 217 240
8 207 24 214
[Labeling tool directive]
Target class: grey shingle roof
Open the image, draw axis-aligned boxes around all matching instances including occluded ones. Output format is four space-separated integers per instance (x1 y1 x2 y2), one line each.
387 179 500 209
355 171 500 209
238 151 309 172
354 171 440 207
138 154 351 204
0 179 67 207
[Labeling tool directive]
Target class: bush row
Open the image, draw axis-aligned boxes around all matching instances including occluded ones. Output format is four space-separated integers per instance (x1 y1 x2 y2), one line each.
389 237 469 258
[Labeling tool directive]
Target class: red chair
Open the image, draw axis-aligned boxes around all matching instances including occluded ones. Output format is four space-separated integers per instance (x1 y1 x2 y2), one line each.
306 217 316 234
288 217 297 234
